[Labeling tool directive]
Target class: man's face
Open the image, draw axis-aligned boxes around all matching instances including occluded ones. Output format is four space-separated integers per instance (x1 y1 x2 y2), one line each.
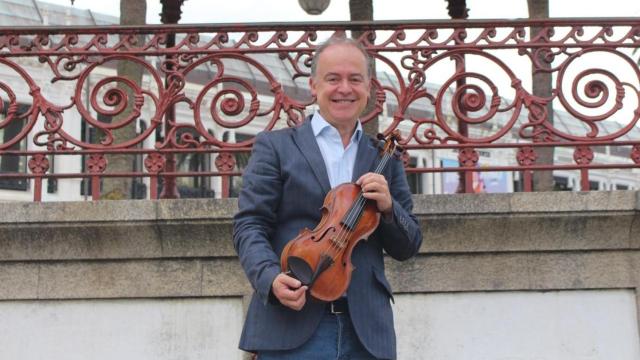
310 43 371 128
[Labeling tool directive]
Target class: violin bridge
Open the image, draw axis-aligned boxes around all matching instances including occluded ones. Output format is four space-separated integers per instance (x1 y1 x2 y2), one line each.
330 237 347 250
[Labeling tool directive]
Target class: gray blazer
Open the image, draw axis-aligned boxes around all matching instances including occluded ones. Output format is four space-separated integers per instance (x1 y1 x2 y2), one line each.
233 117 423 359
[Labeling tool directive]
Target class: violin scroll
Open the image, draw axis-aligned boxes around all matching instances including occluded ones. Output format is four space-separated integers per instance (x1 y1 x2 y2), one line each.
375 131 403 159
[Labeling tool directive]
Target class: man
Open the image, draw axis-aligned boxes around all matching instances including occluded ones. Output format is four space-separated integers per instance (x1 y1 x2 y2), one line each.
233 35 422 359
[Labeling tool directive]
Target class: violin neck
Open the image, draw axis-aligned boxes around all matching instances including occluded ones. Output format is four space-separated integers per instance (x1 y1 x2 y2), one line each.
372 151 393 176
340 151 394 231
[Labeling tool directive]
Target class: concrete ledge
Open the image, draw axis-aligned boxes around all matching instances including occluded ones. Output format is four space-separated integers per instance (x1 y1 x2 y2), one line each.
1 191 637 224
2 198 239 224
1 191 638 262
0 191 638 301
387 251 640 293
415 190 639 214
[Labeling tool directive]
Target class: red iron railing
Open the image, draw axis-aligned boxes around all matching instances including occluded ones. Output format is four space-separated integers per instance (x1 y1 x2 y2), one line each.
0 18 639 201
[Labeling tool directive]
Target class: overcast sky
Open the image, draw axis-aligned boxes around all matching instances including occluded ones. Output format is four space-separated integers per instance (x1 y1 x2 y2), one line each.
40 0 640 24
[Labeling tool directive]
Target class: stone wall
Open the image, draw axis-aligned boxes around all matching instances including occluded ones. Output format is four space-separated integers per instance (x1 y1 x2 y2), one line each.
0 191 639 359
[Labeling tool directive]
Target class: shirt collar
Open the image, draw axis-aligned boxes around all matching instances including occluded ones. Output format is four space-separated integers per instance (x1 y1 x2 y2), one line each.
311 112 362 144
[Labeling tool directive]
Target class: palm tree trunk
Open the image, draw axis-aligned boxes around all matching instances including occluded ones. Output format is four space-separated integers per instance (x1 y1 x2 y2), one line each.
528 0 555 191
101 0 147 199
349 0 378 137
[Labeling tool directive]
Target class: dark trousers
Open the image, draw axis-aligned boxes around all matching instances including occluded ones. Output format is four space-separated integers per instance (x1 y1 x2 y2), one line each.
257 306 378 360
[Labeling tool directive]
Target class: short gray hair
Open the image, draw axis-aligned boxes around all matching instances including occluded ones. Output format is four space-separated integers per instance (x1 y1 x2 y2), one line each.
310 35 373 79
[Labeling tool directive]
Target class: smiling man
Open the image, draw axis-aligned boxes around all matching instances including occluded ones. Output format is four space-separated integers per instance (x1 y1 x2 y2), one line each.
310 38 371 145
233 35 423 359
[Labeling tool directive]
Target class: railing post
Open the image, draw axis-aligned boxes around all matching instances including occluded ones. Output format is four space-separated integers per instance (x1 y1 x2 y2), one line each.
458 148 479 193
28 154 49 202
580 169 590 191
158 0 183 199
454 58 470 193
144 152 166 200
449 0 470 193
517 146 537 192
574 146 594 192
216 152 236 199
86 154 106 201
523 171 533 192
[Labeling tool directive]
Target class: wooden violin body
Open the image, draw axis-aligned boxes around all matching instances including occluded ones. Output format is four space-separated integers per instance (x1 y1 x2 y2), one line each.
280 131 401 302
280 182 380 302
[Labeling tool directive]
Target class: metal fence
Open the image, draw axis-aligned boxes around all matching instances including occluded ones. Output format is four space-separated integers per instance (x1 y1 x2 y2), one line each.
0 18 639 201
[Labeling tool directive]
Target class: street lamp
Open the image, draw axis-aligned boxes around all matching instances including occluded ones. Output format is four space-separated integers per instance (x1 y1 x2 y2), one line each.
298 0 331 15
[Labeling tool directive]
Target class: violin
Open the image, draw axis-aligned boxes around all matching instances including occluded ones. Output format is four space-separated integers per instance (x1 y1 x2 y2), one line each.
280 131 402 302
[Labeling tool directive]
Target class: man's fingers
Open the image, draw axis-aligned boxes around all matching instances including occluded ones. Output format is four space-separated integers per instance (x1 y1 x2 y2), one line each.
357 173 392 214
358 173 388 189
277 273 302 289
362 182 384 193
279 286 307 311
280 284 306 297
295 285 308 296
273 273 308 308
286 285 307 300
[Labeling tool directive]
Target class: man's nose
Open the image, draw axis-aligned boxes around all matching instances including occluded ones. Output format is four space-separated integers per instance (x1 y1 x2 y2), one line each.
337 79 351 92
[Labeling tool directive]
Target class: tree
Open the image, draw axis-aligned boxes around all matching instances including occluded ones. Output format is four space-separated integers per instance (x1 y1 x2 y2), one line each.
527 0 555 191
100 0 147 199
348 0 379 137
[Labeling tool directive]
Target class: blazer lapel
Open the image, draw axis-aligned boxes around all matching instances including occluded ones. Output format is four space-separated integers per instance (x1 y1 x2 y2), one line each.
292 116 332 194
352 133 380 181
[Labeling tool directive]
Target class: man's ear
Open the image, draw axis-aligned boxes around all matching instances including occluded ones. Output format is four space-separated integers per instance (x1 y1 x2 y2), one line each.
309 77 317 98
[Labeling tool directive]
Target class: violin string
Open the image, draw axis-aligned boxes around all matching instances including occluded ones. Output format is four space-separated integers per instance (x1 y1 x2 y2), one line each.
341 152 390 234
335 151 391 247
318 151 392 294
331 152 389 251
344 151 391 234
314 154 388 292
311 142 395 296
326 150 393 261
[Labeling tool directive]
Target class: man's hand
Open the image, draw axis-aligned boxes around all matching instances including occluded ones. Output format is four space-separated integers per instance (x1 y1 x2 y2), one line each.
271 273 308 311
356 172 392 218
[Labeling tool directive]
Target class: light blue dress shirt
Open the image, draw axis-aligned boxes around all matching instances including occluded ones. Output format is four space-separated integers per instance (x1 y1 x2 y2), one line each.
311 112 362 188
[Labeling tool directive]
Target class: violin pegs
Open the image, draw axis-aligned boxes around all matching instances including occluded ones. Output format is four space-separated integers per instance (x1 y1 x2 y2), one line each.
393 150 400 158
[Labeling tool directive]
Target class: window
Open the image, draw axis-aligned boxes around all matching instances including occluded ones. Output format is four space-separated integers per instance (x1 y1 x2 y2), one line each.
610 146 631 158
154 128 214 199
174 128 214 198
131 120 147 199
80 117 100 196
553 176 572 191
406 156 423 194
0 102 30 191
593 146 607 154
47 155 57 194
615 183 629 190
80 113 115 196
513 172 524 192
228 132 251 198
